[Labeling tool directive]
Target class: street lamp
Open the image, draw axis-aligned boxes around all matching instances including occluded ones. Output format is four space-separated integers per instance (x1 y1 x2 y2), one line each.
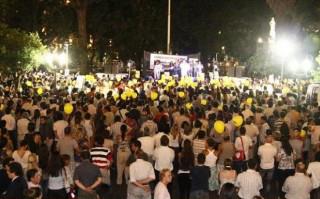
257 37 264 44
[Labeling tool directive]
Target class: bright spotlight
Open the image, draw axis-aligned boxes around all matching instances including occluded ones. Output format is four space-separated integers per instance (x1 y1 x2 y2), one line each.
288 59 299 72
57 53 67 66
257 37 264 44
43 52 54 66
302 58 313 71
274 38 297 58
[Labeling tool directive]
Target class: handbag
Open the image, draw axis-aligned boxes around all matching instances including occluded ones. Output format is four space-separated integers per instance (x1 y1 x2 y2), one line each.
233 136 246 161
63 168 77 199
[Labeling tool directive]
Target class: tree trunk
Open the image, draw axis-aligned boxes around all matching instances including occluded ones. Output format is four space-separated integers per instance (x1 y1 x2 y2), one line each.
75 0 88 74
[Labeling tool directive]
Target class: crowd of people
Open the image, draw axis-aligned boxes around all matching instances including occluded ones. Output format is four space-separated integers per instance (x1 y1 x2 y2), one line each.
0 71 319 199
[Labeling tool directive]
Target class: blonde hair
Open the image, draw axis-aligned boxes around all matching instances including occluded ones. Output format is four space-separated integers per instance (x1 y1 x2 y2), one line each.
27 153 38 170
159 168 171 181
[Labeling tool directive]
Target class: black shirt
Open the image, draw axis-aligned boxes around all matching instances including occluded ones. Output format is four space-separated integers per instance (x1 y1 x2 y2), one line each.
191 165 210 192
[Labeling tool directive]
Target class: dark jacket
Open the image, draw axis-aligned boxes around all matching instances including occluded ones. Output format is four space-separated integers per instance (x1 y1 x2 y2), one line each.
4 176 27 199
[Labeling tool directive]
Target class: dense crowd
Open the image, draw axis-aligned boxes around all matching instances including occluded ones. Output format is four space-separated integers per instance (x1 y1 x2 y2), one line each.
0 71 319 199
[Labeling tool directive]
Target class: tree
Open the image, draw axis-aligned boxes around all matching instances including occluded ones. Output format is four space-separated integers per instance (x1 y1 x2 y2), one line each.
0 23 46 74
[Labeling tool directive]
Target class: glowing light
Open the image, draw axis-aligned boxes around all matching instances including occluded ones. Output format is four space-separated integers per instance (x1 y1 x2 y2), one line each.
274 38 297 58
257 37 264 43
302 58 313 71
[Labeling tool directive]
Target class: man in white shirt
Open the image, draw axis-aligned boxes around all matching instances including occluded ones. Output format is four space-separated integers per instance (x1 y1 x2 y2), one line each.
128 150 155 199
257 134 277 198
154 61 163 80
283 161 313 199
1 107 17 148
259 116 270 144
307 152 320 199
174 109 190 130
138 130 155 161
235 159 263 199
110 115 125 144
153 135 174 181
17 112 30 144
53 112 68 139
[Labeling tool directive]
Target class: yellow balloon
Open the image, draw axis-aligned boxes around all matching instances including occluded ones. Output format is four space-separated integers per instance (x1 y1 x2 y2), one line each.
300 130 306 138
178 91 185 98
113 93 119 101
246 98 253 105
132 92 138 99
121 93 127 101
232 115 243 127
37 88 43 95
214 120 225 134
185 103 193 110
64 103 73 115
151 92 158 101
201 99 207 105
26 81 32 87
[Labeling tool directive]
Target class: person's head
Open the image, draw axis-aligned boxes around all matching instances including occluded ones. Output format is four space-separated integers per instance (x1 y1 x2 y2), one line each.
33 133 41 144
223 135 230 142
197 153 206 165
206 138 216 149
64 126 72 136
84 113 91 120
24 188 41 199
26 169 41 185
247 159 257 170
265 134 273 143
80 150 91 160
7 162 24 179
159 169 172 185
130 139 142 153
295 160 306 173
160 135 169 146
19 140 28 150
61 154 71 166
114 115 121 122
239 126 246 135
224 158 233 170
95 135 104 146
2 157 14 171
28 122 35 133
27 153 38 170
197 130 206 139
219 183 238 199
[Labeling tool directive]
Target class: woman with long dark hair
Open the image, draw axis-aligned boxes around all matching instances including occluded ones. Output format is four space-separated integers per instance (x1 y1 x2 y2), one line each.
178 139 194 199
277 137 296 199
47 151 67 199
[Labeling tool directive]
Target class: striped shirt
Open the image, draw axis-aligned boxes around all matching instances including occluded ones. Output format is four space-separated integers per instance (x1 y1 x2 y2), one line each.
90 147 112 169
193 139 206 158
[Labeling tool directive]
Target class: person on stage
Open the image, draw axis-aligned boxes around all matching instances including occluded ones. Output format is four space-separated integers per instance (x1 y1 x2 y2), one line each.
195 61 204 77
154 60 163 80
180 59 190 77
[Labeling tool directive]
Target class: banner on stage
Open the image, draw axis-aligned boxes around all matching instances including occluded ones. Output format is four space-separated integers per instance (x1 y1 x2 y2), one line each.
150 53 187 69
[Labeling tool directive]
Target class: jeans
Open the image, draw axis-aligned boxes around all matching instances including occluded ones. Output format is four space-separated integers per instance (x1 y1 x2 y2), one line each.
190 190 209 199
178 173 191 199
259 168 274 197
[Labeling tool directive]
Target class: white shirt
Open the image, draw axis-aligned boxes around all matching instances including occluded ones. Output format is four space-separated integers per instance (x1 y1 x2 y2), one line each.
12 150 31 171
235 169 263 199
241 109 254 121
235 135 252 160
17 118 30 136
282 173 313 199
153 132 169 148
110 121 125 143
154 182 171 199
258 143 277 169
138 136 155 156
129 159 155 182
307 161 320 189
153 146 175 171
1 114 16 131
53 120 69 139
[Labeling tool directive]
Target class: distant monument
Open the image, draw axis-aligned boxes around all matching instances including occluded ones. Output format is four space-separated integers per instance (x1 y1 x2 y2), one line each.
269 17 276 44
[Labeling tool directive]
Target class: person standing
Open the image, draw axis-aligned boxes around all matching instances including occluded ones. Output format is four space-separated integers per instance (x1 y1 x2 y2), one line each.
74 150 102 199
128 150 155 199
154 61 163 80
4 162 28 199
90 135 113 186
257 134 277 198
235 159 263 199
234 127 252 173
190 153 210 199
154 169 172 199
153 135 175 181
307 152 320 199
1 107 17 149
282 161 313 199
